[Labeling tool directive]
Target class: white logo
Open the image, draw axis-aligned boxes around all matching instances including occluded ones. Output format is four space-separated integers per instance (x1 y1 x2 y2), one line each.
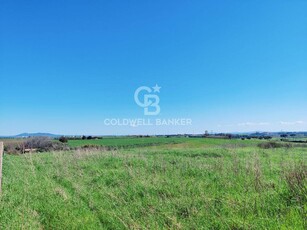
134 84 161 115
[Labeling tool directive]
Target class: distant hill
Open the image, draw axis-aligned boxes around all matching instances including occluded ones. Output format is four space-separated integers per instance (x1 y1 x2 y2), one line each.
14 133 60 138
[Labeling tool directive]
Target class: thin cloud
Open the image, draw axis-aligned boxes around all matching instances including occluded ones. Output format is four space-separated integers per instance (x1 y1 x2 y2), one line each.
237 122 270 126
280 121 305 125
217 122 270 128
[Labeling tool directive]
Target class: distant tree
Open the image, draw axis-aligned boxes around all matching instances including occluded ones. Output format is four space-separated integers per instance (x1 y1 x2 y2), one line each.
59 136 68 143
280 134 288 138
87 136 93 140
82 135 86 140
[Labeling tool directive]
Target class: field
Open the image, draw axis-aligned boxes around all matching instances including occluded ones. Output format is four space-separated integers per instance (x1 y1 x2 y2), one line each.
67 137 262 148
0 138 306 229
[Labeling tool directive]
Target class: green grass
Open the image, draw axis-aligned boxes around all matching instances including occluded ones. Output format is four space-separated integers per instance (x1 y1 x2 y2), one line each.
1 138 306 229
67 137 261 149
67 137 185 148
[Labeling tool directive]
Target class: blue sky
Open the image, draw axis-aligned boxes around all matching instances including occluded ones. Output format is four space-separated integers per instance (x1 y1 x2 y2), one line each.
1 0 307 135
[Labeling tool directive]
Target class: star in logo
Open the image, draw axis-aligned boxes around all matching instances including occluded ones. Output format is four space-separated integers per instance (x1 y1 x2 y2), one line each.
152 84 161 93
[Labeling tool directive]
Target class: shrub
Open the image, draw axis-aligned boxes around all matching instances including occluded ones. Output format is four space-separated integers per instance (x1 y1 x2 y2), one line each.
24 137 53 150
24 137 68 152
59 136 68 143
4 142 24 154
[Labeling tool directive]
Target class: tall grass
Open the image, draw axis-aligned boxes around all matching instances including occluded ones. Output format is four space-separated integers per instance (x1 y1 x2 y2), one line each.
0 144 306 229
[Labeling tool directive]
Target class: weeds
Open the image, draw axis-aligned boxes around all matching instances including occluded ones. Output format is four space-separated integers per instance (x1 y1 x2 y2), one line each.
258 141 292 149
0 140 306 229
284 163 307 204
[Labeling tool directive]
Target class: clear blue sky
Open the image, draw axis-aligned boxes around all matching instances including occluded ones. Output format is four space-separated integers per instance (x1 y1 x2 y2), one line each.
1 0 307 135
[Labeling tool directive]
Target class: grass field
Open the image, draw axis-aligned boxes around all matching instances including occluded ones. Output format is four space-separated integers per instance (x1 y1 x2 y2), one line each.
67 137 261 149
0 138 306 229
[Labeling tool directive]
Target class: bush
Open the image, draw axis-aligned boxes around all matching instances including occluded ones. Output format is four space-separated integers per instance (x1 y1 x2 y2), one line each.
4 142 24 154
24 137 53 150
59 136 68 143
24 137 68 152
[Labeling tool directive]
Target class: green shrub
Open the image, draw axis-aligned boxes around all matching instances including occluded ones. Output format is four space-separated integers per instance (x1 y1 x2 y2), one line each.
59 136 68 143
